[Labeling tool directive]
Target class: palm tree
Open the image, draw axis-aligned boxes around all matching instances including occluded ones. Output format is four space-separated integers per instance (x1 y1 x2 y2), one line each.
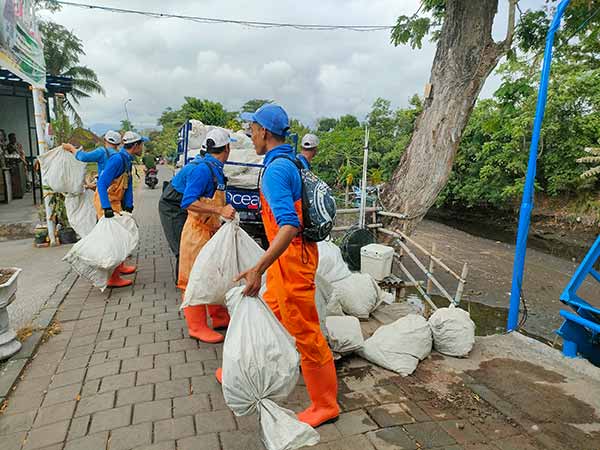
39 21 104 126
577 147 600 179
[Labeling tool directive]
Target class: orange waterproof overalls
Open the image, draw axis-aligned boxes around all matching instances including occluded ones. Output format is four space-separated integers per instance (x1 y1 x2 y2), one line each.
177 166 229 342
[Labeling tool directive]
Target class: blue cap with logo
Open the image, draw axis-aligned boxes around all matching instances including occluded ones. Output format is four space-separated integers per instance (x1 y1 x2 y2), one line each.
240 104 290 137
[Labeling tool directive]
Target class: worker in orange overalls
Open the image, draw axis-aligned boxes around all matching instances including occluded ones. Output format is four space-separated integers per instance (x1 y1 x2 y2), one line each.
177 128 236 343
95 131 146 288
216 104 339 428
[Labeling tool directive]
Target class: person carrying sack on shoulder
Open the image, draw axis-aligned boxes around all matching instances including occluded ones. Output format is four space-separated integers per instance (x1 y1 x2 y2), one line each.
63 130 122 177
95 131 147 288
215 104 340 428
178 128 236 344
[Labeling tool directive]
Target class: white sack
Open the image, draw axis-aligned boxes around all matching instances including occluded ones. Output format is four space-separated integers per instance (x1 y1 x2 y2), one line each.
428 305 475 357
187 120 217 150
314 274 332 339
317 241 352 284
64 190 97 238
326 316 364 355
224 146 264 189
358 314 432 376
332 273 387 319
222 287 320 450
38 145 87 194
182 218 264 307
63 214 139 291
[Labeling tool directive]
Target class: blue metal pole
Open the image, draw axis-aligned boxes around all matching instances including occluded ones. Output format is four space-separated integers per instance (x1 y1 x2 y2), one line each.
507 0 571 331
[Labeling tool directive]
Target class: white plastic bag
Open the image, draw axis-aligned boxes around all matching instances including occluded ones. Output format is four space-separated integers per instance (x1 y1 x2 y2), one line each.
63 214 139 291
332 273 387 319
359 314 432 376
314 274 332 339
326 316 364 355
64 190 97 238
428 305 476 357
38 145 87 193
222 287 320 450
182 218 264 308
317 241 352 284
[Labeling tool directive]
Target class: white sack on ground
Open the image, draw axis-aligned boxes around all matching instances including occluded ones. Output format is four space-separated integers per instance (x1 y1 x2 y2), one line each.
63 214 139 291
428 305 475 357
222 287 320 450
326 316 364 355
182 218 264 308
38 145 86 194
317 241 352 284
64 190 97 238
358 314 432 376
332 273 388 319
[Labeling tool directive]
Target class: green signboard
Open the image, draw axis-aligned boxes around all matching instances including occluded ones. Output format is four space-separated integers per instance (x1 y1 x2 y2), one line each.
0 0 45 88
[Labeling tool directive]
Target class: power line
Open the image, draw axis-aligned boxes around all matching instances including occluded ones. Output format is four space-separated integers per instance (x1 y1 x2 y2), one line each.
56 1 395 32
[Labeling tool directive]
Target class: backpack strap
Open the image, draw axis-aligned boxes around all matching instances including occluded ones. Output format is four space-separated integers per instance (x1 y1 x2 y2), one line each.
198 160 227 191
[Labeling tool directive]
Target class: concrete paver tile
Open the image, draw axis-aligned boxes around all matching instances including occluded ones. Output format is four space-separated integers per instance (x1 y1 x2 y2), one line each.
56 355 91 373
168 339 197 352
67 415 90 440
75 391 115 417
89 405 132 433
140 342 169 356
219 430 266 450
136 367 170 386
116 384 154 407
121 356 154 373
64 431 108 450
403 422 457 448
2 431 28 450
153 416 195 442
170 361 203 379
5 390 45 414
185 348 217 362
133 399 172 424
235 413 259 431
155 329 183 343
111 326 142 338
141 322 167 334
335 410 378 436
33 401 77 427
318 423 342 443
327 435 377 450
493 436 542 450
85 360 120 381
125 333 155 347
109 422 153 450
208 393 227 411
80 379 101 397
95 337 125 352
48 368 86 390
0 410 36 435
42 383 82 407
99 372 136 392
155 379 190 400
195 410 236 434
107 346 139 361
172 394 210 417
155 352 185 368
133 442 176 450
177 434 220 450
22 420 69 450
366 427 418 450
368 404 418 427
438 420 487 444
190 375 222 394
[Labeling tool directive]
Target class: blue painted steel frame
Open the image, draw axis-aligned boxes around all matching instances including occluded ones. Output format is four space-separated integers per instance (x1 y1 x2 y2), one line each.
508 0 571 331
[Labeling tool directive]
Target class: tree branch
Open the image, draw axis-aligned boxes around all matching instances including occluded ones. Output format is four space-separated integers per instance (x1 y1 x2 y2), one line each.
502 0 517 51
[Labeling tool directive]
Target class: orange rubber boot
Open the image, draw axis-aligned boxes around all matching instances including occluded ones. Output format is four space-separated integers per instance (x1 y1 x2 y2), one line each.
118 262 137 275
208 305 230 329
107 268 133 288
215 368 223 384
183 305 224 343
297 359 340 427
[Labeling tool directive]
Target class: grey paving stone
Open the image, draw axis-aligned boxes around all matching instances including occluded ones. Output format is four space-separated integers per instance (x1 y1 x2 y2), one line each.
140 342 169 356
116 309 143 321
335 410 378 436
0 359 30 397
99 372 136 392
112 326 142 338
64 431 109 450
155 352 185 368
403 422 457 448
133 442 176 450
155 329 183 342
56 355 91 373
195 410 236 434
168 339 197 353
67 415 90 440
367 427 418 450
95 337 125 352
121 355 154 373
88 352 108 366
86 360 120 381
177 434 220 450
235 414 259 431
5 390 45 414
128 316 154 326
107 346 139 361
141 322 167 334
33 401 77 427
172 394 210 417
153 416 195 442
13 332 44 360
43 383 82 407
170 361 204 379
100 319 127 332
137 367 170 386
191 375 222 394
185 348 216 362
155 379 189 400
89 404 132 433
116 384 154 407
438 420 486 444
81 379 101 397
0 410 36 435
79 307 106 319
109 422 153 450
22 420 70 450
368 404 418 427
208 393 227 411
48 368 86 390
219 430 266 450
2 431 28 450
133 399 172 424
327 435 377 450
126 333 155 347
75 391 115 417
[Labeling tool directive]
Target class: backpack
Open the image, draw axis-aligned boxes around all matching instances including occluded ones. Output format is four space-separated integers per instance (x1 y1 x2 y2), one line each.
271 155 336 242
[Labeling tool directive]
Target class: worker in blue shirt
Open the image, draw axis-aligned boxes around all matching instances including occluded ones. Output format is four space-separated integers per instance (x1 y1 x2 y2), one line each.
95 131 147 288
177 128 236 343
63 130 121 177
158 152 204 279
298 133 319 170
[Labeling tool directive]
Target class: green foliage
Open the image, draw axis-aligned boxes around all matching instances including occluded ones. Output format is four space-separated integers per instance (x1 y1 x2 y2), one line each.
390 0 445 48
317 118 338 133
120 120 134 132
241 99 272 113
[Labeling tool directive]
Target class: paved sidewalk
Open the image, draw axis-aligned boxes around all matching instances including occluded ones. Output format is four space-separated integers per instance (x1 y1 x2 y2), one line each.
0 167 597 450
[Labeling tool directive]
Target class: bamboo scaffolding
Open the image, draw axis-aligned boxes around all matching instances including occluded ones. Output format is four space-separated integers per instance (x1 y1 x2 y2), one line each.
395 256 438 311
454 263 469 305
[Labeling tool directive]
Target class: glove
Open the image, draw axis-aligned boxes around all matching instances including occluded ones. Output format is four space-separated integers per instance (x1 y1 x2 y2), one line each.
123 206 133 213
104 208 115 218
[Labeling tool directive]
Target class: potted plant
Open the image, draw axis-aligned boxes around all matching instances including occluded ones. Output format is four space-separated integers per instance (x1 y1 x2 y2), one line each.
0 268 22 360
50 193 78 245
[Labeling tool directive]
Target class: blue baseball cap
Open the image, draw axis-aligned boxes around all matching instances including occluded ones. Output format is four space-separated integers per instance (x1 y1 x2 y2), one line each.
240 104 290 137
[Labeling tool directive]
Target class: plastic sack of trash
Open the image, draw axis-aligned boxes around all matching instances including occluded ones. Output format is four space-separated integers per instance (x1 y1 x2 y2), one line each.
38 145 87 194
326 316 364 355
317 240 352 284
332 273 389 319
222 287 320 450
314 274 332 339
358 314 432 376
64 190 97 238
63 213 138 291
428 305 475 357
182 217 264 308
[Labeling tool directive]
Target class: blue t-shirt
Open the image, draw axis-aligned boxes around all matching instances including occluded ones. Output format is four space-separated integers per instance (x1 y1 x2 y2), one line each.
171 154 203 194
75 146 118 175
97 150 134 210
297 154 311 170
262 144 302 229
181 154 227 209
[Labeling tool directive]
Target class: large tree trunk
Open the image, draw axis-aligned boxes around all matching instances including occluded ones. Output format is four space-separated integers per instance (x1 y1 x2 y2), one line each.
384 0 512 233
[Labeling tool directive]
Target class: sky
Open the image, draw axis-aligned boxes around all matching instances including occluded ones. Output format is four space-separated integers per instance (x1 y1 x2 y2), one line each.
41 0 544 134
